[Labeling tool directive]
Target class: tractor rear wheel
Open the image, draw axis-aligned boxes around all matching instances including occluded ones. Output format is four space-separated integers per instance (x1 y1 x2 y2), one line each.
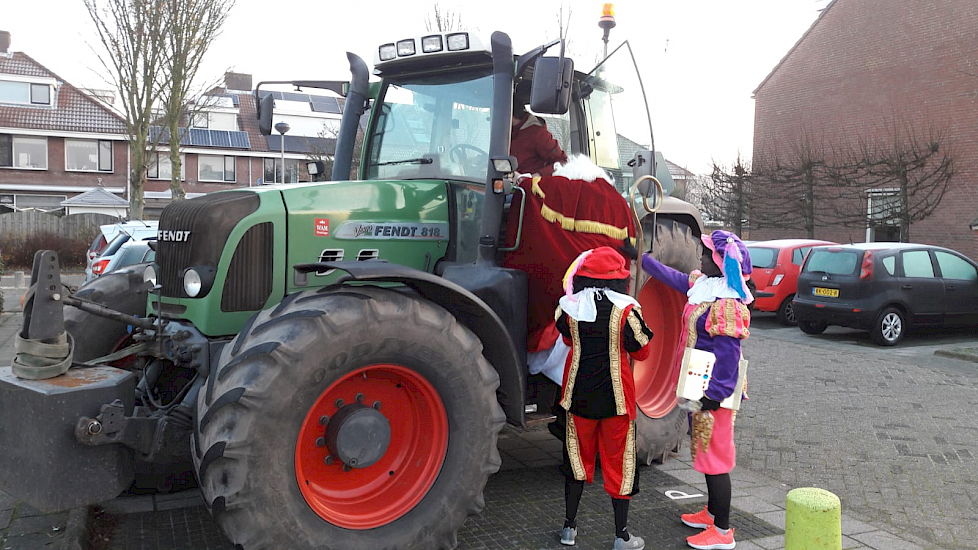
193 286 505 550
634 218 701 464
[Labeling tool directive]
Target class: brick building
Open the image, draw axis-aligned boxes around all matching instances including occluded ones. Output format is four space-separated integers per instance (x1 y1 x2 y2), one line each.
751 0 978 260
0 30 129 213
1 28 342 220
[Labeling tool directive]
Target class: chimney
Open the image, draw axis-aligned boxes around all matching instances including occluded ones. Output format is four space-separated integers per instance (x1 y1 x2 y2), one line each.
224 71 253 92
0 31 10 54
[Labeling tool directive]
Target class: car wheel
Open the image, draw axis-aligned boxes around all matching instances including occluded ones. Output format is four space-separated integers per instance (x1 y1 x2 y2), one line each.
871 307 905 346
776 294 798 325
798 320 827 334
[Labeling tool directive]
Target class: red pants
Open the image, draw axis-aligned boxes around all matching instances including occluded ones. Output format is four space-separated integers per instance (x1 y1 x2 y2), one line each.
565 413 636 498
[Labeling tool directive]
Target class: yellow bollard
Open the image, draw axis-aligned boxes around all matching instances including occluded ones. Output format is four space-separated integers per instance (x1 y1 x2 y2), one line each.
784 487 842 549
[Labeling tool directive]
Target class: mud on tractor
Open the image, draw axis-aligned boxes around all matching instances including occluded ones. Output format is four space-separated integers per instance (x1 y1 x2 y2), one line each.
0 28 704 550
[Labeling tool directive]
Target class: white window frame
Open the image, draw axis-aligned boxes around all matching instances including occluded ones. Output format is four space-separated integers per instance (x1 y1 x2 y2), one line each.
30 83 51 105
198 155 236 183
147 151 186 180
263 157 299 184
865 188 900 242
0 135 48 170
65 139 113 172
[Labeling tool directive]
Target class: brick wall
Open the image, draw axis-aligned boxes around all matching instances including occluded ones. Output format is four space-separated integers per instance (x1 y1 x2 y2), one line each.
752 0 978 260
0 136 127 190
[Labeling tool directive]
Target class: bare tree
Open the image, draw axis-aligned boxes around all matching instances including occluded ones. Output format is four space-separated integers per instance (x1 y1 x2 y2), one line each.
838 120 954 242
307 120 364 181
752 118 953 242
425 3 463 32
706 155 752 235
159 0 234 201
85 0 167 219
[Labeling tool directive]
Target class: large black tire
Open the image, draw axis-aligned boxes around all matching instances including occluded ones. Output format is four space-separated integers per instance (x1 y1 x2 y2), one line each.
871 306 906 346
635 217 702 465
65 266 151 362
776 294 798 325
193 286 506 550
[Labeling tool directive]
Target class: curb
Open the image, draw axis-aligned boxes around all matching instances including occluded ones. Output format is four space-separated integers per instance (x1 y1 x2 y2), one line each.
60 505 93 550
933 348 978 363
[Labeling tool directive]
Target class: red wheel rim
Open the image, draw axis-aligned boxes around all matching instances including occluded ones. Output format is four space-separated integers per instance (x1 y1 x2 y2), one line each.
633 278 685 418
295 364 448 529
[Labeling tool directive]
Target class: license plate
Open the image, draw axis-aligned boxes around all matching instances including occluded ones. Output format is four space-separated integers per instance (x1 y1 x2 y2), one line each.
813 287 839 297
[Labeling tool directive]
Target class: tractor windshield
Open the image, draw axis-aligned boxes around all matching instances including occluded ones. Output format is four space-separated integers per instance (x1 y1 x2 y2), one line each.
366 70 493 183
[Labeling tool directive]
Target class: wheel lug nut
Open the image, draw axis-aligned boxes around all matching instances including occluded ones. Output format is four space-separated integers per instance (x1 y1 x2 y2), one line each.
335 399 344 408
325 455 335 465
355 393 365 403
343 464 352 472
372 401 382 410
315 437 326 448
319 415 329 426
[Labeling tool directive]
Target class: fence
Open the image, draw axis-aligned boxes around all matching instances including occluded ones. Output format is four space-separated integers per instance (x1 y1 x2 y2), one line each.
0 211 123 240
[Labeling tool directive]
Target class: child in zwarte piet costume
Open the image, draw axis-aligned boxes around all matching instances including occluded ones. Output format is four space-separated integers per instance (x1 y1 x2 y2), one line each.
554 246 653 550
639 230 752 550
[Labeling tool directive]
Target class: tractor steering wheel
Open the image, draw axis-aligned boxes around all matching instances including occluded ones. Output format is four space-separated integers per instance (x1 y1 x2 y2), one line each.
449 144 489 177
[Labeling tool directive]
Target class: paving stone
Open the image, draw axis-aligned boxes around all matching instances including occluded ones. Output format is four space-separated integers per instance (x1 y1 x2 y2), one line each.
0 508 11 530
5 513 67 537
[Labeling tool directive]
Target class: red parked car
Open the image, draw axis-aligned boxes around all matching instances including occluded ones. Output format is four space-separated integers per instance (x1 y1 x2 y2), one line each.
747 239 836 324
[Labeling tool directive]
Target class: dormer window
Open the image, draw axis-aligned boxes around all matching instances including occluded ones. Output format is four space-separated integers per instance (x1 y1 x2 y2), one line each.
0 79 53 106
30 83 50 105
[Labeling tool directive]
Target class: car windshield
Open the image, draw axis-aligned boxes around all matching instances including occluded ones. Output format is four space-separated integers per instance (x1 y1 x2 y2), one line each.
804 249 860 275
366 70 493 182
747 247 777 269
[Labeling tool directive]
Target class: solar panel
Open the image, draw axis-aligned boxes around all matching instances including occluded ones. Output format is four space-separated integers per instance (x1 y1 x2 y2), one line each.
209 130 231 148
283 92 310 102
189 128 210 146
177 128 191 146
229 131 250 148
311 98 341 114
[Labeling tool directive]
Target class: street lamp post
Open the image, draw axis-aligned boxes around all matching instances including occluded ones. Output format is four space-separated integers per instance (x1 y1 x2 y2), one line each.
274 121 290 183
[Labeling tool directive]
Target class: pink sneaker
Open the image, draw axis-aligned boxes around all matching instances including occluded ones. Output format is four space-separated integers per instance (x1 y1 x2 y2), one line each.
680 506 715 529
686 525 735 549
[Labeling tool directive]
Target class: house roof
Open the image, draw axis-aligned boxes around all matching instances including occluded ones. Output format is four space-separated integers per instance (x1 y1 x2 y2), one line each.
266 134 336 155
60 185 128 206
0 52 127 134
752 0 839 96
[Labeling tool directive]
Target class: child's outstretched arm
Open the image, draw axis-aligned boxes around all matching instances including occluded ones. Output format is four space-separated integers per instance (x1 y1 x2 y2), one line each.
640 253 690 294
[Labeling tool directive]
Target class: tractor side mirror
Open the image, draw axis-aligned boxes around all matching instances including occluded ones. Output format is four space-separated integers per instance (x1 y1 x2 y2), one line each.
258 94 274 136
630 149 654 184
530 57 574 115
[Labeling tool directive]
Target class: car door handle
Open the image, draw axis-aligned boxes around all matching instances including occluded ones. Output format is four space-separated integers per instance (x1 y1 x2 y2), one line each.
946 285 956 291
901 284 913 290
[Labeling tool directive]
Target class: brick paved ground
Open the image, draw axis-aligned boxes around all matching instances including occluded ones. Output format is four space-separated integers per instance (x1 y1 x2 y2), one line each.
736 318 978 549
2 307 968 549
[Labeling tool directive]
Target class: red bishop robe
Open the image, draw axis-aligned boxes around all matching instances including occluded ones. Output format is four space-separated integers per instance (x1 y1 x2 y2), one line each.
501 174 636 352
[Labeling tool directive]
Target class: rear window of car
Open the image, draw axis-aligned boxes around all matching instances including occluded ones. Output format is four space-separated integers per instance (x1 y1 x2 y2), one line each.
803 249 860 275
747 247 777 269
101 233 132 257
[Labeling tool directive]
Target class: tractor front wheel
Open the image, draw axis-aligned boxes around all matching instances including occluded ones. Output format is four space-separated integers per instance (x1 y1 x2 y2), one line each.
193 286 505 550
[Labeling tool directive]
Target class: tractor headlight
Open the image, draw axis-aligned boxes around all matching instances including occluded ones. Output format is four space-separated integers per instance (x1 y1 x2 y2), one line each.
143 264 158 286
379 43 396 61
183 266 216 298
396 39 416 57
446 33 469 51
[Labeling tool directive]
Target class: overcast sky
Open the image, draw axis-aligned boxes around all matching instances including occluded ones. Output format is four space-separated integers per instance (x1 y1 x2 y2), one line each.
2 0 828 175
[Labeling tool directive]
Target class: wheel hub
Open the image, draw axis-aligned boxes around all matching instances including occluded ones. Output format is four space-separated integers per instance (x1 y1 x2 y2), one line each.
324 403 391 469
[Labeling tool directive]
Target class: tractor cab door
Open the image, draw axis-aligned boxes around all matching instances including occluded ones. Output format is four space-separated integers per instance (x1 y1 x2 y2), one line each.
581 41 659 195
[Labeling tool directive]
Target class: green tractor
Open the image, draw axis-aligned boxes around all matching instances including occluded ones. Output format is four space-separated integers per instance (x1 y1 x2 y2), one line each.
0 29 703 549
